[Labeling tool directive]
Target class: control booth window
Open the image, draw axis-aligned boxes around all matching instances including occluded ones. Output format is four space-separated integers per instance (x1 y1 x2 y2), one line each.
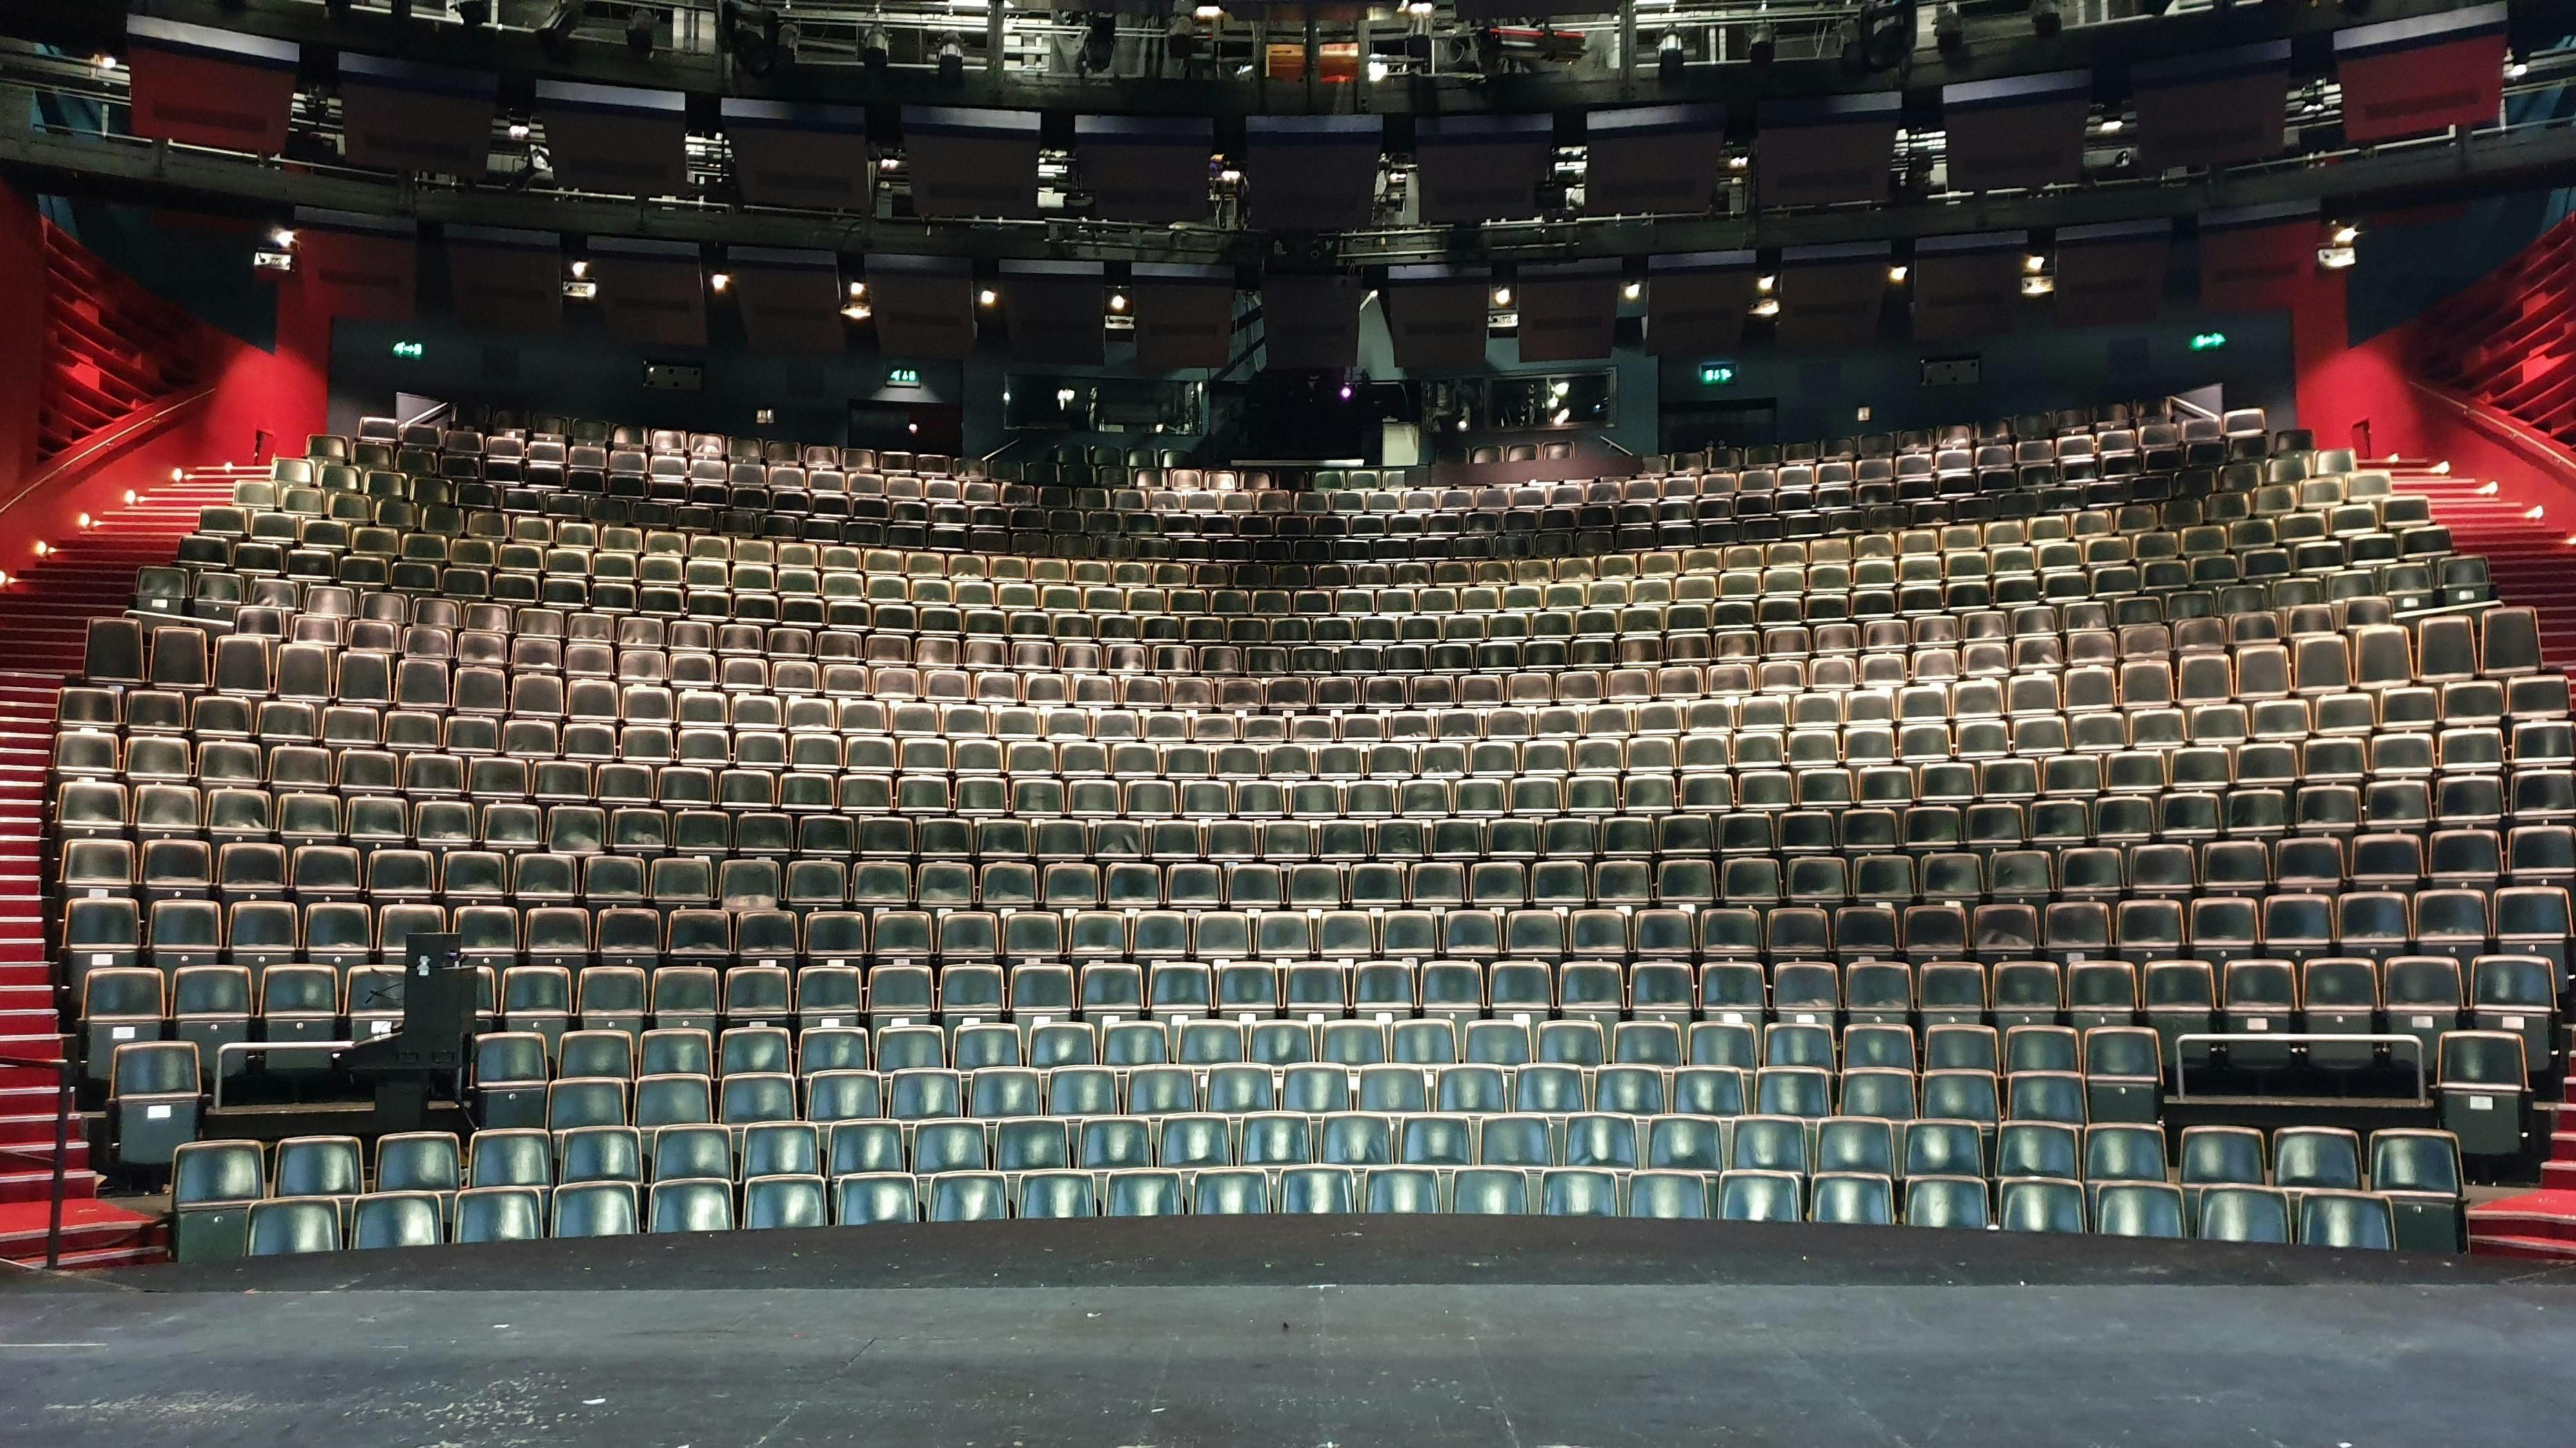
1421 371 1615 434
1006 376 1206 434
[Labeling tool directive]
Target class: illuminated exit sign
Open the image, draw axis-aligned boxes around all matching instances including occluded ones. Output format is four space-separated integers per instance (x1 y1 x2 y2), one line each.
888 367 921 386
1698 363 1736 386
391 340 425 359
2189 332 2228 352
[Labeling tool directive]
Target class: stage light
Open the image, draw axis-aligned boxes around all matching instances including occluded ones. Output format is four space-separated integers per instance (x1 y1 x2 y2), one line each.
627 8 655 54
710 272 731 292
938 34 965 82
1082 15 1117 73
569 259 589 278
862 26 891 72
1746 22 1774 65
2100 117 2122 134
1491 286 1512 307
979 288 1000 307
1339 384 1355 401
842 304 871 320
1195 3 1223 16
270 227 297 248
2331 223 2360 245
1727 154 1748 171
454 0 491 26
2507 56 2528 79
1886 265 1908 283
1934 2 1963 53
731 3 789 77
1756 274 1775 292
538 1 578 60
2030 0 2060 39
849 281 866 298
1366 57 1388 82
1659 30 1683 83
1108 293 1128 312
1622 281 1642 302
2024 254 2046 272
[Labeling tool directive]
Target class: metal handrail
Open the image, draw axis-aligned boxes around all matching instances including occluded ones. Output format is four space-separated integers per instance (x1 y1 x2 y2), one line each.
210 1039 361 1110
0 1053 76 1271
2169 1032 2428 1105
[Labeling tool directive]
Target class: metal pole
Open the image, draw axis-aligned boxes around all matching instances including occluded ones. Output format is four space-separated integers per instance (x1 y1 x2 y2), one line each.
45 1063 69 1272
986 0 1006 82
1618 0 1637 101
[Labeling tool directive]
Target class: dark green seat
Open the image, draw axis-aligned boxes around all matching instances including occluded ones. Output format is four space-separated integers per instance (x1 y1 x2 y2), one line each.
1810 1172 1895 1225
170 1139 265 1261
2195 1186 2292 1245
454 1186 545 1243
2093 1182 2187 1239
349 1192 445 1250
245 1196 342 1256
1997 1178 2086 1234
2298 1190 2396 1250
1717 1170 1803 1222
551 1181 640 1237
1903 1176 1990 1229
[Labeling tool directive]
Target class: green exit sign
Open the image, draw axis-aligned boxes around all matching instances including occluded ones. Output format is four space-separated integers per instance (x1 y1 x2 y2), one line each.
888 367 920 386
391 340 425 359
1698 363 1736 386
2189 332 2228 352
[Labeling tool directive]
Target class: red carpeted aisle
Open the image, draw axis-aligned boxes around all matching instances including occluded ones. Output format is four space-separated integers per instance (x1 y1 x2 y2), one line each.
0 472 228 1267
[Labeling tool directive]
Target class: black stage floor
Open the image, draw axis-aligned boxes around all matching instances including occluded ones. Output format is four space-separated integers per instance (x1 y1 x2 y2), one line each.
8 1218 2576 1445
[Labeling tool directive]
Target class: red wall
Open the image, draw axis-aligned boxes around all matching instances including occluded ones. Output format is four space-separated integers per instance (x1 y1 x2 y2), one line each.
0 182 331 560
2292 261 2576 520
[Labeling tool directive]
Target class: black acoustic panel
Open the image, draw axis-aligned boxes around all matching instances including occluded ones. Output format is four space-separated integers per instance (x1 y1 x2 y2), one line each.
730 247 846 355
2200 204 2319 315
1383 266 1492 374
1132 264 1237 373
1584 104 1725 216
590 238 705 350
902 107 1042 220
1002 261 1106 367
292 210 417 323
1516 260 1621 363
1645 251 1757 356
1452 0 1618 17
869 255 977 360
720 99 872 212
1413 114 1552 225
2054 219 2173 328
1756 93 1900 210
1261 276 1365 371
2334 4 2508 143
2133 42 2290 170
445 226 562 334
1940 72 2089 194
1244 116 1383 232
535 81 689 198
124 17 298 155
337 54 494 176
1776 243 1890 352
1910 232 2025 344
1076 116 1215 225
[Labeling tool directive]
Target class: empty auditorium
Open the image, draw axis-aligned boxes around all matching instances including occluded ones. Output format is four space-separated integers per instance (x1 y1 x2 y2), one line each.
3 0 2575 1440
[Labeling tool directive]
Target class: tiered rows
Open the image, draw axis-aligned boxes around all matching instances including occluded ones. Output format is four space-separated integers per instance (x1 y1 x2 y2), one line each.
52 401 2544 1253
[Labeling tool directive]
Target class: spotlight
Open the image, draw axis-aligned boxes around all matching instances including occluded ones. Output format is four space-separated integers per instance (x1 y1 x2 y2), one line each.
2100 117 2122 134
1082 14 1117 73
978 288 1000 307
1756 274 1775 292
1887 265 1908 283
1746 22 1774 65
848 281 865 298
710 272 731 292
2508 58 2528 80
2331 223 2360 245
270 227 297 248
938 34 964 83
1339 384 1354 401
1622 281 1642 302
454 0 490 25
1934 2 1963 54
1195 3 1224 17
862 26 891 72
626 8 654 54
730 3 789 77
1658 30 1683 83
1492 286 1512 307
569 259 590 278
842 304 871 320
537 2 578 60
2030 0 2060 39
2024 254 2046 272
1108 293 1128 312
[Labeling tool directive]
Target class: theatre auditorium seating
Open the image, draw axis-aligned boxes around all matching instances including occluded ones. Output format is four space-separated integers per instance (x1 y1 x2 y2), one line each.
57 401 2538 1254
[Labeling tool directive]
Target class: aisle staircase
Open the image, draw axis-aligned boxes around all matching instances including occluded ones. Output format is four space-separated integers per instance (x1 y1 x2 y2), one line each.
2380 460 2576 1258
0 471 231 1267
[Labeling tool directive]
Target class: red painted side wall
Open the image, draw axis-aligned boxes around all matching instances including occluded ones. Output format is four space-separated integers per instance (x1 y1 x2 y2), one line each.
0 181 330 560
2293 261 2576 521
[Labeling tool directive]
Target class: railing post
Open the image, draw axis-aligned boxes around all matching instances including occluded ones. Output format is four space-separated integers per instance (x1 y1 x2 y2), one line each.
46 1062 70 1271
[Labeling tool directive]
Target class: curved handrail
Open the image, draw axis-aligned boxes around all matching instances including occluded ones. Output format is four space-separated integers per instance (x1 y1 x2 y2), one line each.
0 381 216 522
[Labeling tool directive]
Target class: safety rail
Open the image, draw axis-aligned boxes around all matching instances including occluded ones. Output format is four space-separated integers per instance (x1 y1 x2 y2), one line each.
0 1052 77 1271
2170 1032 2429 1105
210 1039 362 1111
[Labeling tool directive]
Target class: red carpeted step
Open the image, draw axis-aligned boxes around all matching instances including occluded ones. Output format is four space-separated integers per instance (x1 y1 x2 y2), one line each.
0 1196 159 1268
2467 1190 2576 1252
